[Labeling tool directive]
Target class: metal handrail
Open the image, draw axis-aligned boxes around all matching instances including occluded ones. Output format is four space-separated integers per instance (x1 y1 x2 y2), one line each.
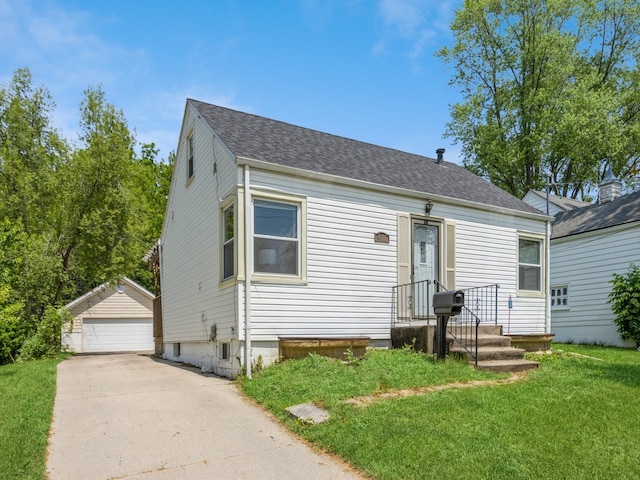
392 280 500 365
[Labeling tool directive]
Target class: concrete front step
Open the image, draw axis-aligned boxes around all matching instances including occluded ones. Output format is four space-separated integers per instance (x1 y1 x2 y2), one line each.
448 334 512 348
475 359 540 373
451 346 527 361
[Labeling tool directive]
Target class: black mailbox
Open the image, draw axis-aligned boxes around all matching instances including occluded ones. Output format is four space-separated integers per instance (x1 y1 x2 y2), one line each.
433 290 465 315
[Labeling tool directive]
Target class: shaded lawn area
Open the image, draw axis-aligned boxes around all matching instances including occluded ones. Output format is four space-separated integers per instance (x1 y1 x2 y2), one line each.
0 356 66 480
240 345 640 480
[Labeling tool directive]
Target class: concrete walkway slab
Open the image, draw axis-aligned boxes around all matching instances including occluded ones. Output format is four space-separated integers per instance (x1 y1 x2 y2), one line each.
46 354 365 480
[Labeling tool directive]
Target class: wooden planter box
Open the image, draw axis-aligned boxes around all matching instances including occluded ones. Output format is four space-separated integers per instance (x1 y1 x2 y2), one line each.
279 337 370 360
509 333 555 352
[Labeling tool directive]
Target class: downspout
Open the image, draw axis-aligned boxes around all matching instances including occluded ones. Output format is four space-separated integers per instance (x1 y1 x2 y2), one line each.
545 219 551 334
243 165 252 379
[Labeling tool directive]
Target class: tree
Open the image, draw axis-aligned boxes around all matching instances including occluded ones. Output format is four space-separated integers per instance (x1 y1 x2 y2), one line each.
609 263 640 349
52 85 138 300
438 0 640 200
0 68 68 233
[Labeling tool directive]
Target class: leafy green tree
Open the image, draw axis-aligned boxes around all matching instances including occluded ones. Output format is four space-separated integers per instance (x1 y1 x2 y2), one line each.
609 263 640 349
53 85 137 300
0 68 68 233
438 0 640 200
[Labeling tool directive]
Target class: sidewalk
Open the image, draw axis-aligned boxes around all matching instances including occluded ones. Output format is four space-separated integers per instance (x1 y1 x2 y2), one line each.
46 354 365 480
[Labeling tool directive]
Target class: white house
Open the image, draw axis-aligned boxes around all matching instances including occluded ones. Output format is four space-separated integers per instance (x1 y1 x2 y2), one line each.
63 277 155 353
545 172 640 347
159 99 551 377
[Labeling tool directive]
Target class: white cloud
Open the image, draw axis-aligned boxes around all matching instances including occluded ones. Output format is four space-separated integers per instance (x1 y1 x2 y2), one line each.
374 0 458 67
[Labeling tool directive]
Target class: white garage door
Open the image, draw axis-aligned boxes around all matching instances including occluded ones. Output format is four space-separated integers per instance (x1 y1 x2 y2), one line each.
83 319 153 352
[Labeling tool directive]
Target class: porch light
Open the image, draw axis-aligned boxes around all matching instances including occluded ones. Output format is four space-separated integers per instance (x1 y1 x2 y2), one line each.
425 199 433 216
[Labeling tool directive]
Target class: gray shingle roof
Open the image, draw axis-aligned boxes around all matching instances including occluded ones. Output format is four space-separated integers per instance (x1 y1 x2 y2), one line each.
552 190 640 239
190 99 541 215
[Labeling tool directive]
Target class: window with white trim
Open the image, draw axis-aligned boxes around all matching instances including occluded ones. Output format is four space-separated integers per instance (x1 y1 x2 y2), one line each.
222 204 234 280
187 133 194 180
551 285 569 310
254 199 299 275
518 236 542 292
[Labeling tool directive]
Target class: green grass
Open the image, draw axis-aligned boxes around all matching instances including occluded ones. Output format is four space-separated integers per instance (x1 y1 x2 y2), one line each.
0 356 67 480
240 345 640 480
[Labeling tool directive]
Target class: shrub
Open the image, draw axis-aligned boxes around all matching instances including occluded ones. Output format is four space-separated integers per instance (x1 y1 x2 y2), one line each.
18 307 71 361
609 263 640 349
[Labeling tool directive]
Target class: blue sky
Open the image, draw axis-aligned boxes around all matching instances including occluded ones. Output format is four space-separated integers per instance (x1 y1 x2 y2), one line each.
1 0 464 163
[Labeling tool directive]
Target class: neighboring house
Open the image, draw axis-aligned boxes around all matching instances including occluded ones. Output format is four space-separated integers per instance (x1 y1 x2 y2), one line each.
62 277 155 353
522 190 590 216
160 99 551 377
543 171 640 347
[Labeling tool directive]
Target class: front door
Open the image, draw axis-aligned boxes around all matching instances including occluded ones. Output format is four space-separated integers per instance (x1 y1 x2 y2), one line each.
413 222 439 317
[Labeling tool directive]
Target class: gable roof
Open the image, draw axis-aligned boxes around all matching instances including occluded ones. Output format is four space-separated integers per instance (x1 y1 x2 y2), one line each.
189 99 541 216
552 190 640 239
528 190 590 212
64 277 154 310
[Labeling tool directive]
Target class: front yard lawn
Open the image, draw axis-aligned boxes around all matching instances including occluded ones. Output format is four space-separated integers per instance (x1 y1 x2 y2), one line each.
240 344 640 480
0 356 66 480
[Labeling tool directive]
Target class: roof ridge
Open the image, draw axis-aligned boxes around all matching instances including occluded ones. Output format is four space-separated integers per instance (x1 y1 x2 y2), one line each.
188 98 445 164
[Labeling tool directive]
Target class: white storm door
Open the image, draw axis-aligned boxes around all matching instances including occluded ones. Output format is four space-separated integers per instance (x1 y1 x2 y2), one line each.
413 223 439 317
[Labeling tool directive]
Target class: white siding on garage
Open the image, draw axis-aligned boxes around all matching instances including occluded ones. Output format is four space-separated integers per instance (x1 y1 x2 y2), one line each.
63 278 154 353
83 319 153 352
551 223 640 347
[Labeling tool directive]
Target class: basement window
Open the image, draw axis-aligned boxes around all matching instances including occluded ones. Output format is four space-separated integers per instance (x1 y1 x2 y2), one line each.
221 342 230 361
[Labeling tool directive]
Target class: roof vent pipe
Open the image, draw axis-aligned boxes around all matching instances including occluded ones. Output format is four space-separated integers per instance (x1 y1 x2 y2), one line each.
436 148 445 164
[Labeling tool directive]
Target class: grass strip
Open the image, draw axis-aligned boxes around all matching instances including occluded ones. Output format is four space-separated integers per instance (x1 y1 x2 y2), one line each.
0 356 66 480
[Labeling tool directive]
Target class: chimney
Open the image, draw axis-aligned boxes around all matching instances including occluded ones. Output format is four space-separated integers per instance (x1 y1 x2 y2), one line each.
598 165 622 205
435 148 445 164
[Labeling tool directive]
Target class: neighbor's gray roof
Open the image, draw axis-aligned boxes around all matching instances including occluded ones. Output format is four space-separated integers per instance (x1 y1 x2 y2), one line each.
189 99 541 215
530 190 591 212
552 190 640 239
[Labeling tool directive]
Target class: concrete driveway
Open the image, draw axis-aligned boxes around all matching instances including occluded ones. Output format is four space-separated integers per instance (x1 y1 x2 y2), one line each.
46 354 365 480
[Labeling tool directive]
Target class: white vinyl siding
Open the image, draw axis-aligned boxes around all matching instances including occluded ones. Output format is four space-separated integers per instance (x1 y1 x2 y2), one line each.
455 220 546 334
244 189 398 341
551 223 640 347
161 105 238 344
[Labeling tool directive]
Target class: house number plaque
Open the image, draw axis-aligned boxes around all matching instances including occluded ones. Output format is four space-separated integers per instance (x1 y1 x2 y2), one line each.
374 232 390 244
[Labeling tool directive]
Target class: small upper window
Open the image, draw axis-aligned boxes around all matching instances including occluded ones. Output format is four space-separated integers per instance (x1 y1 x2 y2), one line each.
551 286 569 310
253 199 299 275
222 205 234 280
187 133 194 180
518 237 542 292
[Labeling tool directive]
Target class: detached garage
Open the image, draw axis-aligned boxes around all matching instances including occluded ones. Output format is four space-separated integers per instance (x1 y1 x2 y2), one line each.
62 277 154 353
